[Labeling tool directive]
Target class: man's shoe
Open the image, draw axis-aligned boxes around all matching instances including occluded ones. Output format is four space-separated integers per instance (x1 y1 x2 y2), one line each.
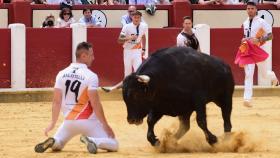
80 135 97 154
243 100 252 108
101 87 113 93
34 137 55 153
272 79 279 86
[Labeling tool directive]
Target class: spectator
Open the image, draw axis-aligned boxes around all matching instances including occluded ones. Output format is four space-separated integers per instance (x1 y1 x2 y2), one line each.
154 0 171 4
121 6 137 26
121 6 145 27
198 0 221 4
274 0 280 8
42 15 55 28
113 0 127 4
79 9 102 28
57 8 75 28
129 0 154 5
46 0 61 4
32 0 47 4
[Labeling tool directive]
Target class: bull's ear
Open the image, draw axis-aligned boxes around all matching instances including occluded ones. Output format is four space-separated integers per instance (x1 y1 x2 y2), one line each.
136 75 150 84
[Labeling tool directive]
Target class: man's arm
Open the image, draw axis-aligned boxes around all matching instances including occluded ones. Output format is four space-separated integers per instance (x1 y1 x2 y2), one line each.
260 32 273 43
44 88 62 136
88 90 115 138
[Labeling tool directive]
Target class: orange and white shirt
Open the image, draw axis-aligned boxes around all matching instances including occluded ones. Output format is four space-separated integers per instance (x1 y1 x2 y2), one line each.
120 22 148 50
54 63 98 120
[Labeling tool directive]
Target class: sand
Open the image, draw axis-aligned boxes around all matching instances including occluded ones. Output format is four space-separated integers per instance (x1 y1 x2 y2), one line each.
0 96 280 158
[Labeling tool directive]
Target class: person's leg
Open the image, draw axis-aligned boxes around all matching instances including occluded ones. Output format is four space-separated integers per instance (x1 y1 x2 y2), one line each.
257 61 279 86
34 121 79 153
132 50 142 72
80 119 119 153
243 64 255 107
101 49 132 92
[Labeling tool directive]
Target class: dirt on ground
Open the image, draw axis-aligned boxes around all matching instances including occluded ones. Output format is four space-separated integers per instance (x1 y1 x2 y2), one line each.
0 96 280 158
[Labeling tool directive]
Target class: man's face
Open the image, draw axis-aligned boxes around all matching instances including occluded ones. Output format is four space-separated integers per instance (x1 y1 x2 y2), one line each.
247 5 257 17
80 48 94 67
84 10 92 19
183 19 192 31
128 7 136 18
132 15 141 25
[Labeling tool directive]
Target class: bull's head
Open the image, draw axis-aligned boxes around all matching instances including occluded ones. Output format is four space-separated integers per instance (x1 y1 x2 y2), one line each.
122 73 152 125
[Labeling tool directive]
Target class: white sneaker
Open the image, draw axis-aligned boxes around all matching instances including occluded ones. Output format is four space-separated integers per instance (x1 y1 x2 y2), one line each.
243 100 252 108
80 135 97 154
272 79 279 86
101 87 114 93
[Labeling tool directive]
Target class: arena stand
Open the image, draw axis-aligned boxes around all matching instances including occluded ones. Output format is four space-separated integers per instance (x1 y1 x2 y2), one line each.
0 1 280 89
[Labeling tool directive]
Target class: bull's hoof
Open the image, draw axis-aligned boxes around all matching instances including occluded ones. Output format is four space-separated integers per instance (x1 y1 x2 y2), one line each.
208 135 218 145
153 140 160 147
149 138 160 146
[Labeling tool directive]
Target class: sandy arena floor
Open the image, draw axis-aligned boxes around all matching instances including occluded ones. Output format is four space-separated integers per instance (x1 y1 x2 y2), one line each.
0 96 280 158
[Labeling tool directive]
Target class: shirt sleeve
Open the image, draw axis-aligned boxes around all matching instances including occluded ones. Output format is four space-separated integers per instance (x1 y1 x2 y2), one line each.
88 74 99 90
261 19 272 35
177 34 185 47
121 16 127 27
143 23 148 35
54 72 63 89
120 24 127 35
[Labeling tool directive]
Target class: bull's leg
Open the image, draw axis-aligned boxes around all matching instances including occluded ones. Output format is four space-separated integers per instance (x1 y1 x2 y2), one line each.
196 104 217 145
147 112 162 146
174 111 193 139
217 95 232 133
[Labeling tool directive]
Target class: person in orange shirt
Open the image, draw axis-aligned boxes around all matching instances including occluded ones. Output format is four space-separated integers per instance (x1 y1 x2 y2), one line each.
102 11 148 92
34 42 118 154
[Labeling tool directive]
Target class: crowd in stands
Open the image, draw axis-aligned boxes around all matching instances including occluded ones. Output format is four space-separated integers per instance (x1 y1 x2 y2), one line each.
41 8 103 28
1 0 280 6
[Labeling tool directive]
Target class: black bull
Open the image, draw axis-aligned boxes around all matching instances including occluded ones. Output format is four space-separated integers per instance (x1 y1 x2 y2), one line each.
122 47 234 146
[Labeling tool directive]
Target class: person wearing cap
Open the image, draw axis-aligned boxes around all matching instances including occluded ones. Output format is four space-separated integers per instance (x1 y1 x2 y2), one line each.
240 1 279 107
102 11 148 92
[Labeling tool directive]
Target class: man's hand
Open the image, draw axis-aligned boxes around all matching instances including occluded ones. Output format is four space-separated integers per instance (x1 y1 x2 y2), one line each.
103 124 115 138
249 37 260 45
128 34 138 41
44 122 55 137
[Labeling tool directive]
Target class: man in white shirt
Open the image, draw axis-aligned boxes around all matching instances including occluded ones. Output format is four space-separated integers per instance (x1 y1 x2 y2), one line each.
129 0 154 4
241 1 278 107
79 9 102 28
34 42 118 154
177 16 200 51
102 11 148 92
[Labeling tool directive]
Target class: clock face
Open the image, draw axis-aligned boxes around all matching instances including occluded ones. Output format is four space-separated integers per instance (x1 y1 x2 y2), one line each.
257 10 274 27
92 10 107 27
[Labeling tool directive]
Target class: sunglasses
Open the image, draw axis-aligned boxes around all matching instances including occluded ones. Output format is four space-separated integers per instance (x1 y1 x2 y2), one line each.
128 10 134 13
63 13 71 15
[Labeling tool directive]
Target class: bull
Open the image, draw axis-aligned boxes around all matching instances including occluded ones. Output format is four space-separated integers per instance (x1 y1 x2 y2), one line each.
122 47 234 146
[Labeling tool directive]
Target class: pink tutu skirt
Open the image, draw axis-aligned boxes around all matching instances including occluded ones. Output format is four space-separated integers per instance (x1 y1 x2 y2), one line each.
234 40 268 67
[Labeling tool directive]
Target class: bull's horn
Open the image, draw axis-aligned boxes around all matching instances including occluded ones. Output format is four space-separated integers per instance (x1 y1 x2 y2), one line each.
136 75 150 83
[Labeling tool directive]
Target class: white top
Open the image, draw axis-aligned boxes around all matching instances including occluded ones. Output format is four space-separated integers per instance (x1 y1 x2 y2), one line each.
176 28 196 47
56 18 75 28
243 16 271 39
46 0 61 4
121 22 148 50
54 63 98 120
129 0 154 4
